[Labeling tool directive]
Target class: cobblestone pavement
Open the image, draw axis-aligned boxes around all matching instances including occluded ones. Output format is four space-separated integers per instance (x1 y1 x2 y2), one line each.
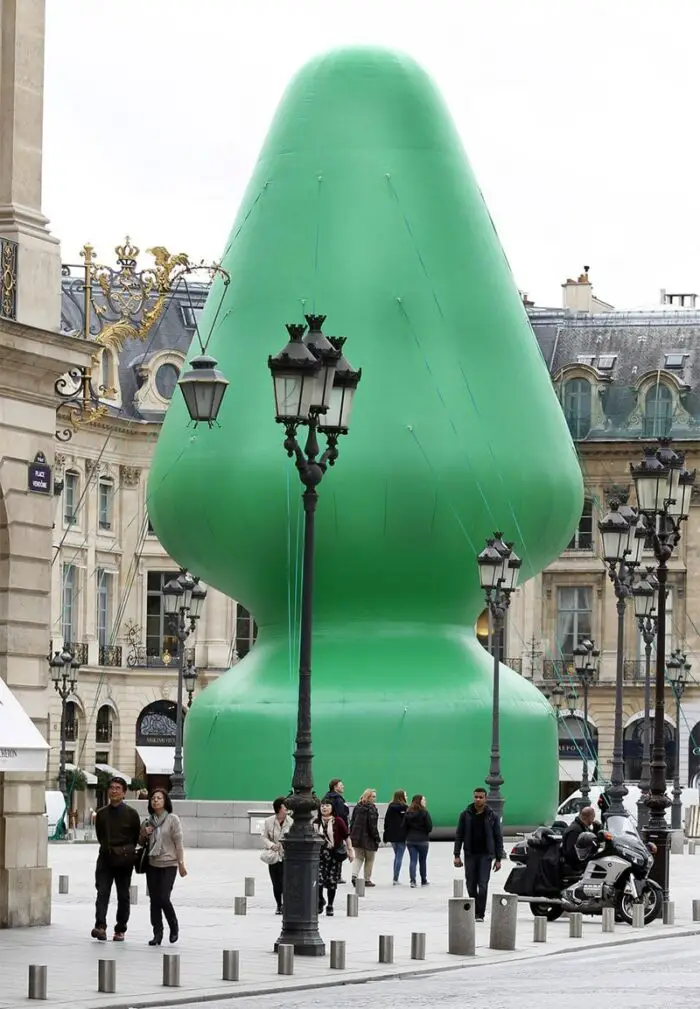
2 842 700 1008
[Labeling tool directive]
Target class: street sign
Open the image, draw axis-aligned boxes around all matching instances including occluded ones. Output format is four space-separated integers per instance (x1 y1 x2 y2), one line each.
28 452 51 494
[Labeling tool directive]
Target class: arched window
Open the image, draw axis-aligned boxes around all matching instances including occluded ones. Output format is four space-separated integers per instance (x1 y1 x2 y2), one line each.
644 384 673 437
96 705 113 744
623 718 676 780
563 379 592 439
64 701 79 742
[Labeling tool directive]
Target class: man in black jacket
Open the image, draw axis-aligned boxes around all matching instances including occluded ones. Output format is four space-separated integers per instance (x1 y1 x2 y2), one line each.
453 788 505 921
322 779 349 824
562 806 599 868
91 776 141 942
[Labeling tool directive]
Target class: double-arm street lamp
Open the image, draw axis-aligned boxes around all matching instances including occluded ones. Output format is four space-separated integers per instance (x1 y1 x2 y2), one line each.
175 314 361 956
630 438 695 898
49 648 81 805
162 571 207 800
666 648 691 831
572 638 600 806
632 566 660 828
185 662 198 708
599 499 646 817
477 534 522 822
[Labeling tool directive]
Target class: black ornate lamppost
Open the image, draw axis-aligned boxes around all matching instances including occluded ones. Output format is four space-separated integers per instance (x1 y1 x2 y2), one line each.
162 571 207 800
667 649 691 831
477 534 522 822
49 648 80 805
632 566 659 829
599 499 646 817
631 438 695 898
185 662 198 709
266 316 361 957
572 638 599 807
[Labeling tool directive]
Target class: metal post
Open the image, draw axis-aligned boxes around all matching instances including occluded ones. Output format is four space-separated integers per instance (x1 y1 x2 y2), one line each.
58 875 69 894
58 689 68 805
569 913 583 938
355 877 366 897
644 559 671 900
276 425 326 958
533 917 547 942
632 904 645 928
244 876 255 897
602 907 615 932
330 940 346 969
663 901 675 925
638 635 654 830
692 899 700 921
162 954 181 987
608 590 629 817
28 966 47 1000
452 878 464 897
277 944 294 975
485 603 505 821
97 960 116 994
410 932 426 959
580 676 591 804
234 896 247 915
170 614 187 800
672 687 683 830
222 950 240 981
690 841 697 855
378 935 394 964
346 893 359 917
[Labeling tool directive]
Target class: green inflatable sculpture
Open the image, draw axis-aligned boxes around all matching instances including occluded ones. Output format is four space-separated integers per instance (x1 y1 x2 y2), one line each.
148 47 583 826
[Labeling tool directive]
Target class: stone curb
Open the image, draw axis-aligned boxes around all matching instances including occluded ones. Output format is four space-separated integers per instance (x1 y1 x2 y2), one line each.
65 922 700 1009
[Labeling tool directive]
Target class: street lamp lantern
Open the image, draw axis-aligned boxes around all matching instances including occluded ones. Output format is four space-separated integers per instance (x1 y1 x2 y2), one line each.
303 315 341 413
573 642 589 675
163 577 184 616
631 445 673 514
566 688 578 716
599 500 632 564
668 466 696 520
49 651 64 684
189 579 207 620
477 539 506 591
183 664 198 696
633 567 658 620
551 683 565 713
627 514 648 567
268 324 322 424
178 355 229 426
48 648 81 811
177 570 195 612
317 337 362 436
668 649 691 830
503 548 522 593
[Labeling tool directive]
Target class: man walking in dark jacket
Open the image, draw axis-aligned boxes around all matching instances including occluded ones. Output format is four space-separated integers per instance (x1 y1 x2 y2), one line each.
453 787 505 922
91 776 141 942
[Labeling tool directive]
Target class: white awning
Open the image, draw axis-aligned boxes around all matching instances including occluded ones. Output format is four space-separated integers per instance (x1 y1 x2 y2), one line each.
0 677 49 773
95 762 132 783
65 762 98 786
136 746 175 775
559 759 595 783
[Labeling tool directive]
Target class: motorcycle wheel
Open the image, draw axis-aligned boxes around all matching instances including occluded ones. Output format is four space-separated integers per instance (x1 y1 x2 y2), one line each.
530 902 563 921
617 880 663 925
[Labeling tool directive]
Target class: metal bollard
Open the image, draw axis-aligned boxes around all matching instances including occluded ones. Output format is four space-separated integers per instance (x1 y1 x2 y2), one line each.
330 940 346 969
410 932 426 960
632 904 645 928
448 897 476 955
533 916 547 942
58 875 69 894
97 960 116 994
278 944 294 975
234 896 247 915
663 901 675 925
244 876 255 897
489 894 518 951
602 907 615 933
690 841 697 855
569 912 583 938
28 966 47 1000
222 950 240 981
693 899 700 922
129 884 138 905
346 893 359 917
378 935 394 964
453 878 465 898
162 953 181 987
355 878 366 897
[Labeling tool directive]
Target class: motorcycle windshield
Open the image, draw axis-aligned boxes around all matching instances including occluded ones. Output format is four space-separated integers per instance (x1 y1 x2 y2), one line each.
606 815 640 840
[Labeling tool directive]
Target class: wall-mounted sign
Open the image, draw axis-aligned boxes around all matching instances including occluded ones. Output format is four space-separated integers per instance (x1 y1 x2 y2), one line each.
28 452 51 494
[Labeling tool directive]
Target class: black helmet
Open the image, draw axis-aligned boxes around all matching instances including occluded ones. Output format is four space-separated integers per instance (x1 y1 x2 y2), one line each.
574 831 598 858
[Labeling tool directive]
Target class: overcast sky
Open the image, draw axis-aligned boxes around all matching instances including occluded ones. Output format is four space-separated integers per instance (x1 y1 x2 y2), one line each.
43 1 700 309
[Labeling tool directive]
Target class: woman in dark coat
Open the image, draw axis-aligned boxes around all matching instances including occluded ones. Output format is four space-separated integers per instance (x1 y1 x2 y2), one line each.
349 788 381 886
315 800 354 915
404 793 433 888
383 789 408 884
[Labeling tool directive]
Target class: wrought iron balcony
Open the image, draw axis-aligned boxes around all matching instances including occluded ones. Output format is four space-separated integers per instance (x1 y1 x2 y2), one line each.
542 659 575 681
65 642 89 665
98 645 123 667
126 643 196 669
504 658 522 674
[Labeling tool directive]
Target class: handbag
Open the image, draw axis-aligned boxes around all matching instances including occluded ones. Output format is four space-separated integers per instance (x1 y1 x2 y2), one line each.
331 843 348 863
260 848 280 865
134 844 149 874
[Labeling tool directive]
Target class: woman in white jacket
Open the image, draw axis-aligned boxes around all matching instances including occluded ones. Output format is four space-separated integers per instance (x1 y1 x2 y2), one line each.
260 796 291 914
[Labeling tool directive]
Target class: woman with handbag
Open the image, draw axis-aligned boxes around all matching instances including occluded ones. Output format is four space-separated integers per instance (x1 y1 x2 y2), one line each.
139 789 187 946
260 797 291 914
315 799 354 916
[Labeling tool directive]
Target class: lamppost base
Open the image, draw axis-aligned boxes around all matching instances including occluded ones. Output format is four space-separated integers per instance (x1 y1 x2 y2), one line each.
275 830 326 957
643 824 671 901
170 773 185 801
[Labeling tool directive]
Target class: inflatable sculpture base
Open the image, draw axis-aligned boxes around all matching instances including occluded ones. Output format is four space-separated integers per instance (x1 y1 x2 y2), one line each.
148 47 583 827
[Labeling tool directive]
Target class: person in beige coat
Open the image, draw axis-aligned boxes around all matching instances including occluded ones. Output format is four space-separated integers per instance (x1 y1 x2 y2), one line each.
139 790 187 946
261 797 292 913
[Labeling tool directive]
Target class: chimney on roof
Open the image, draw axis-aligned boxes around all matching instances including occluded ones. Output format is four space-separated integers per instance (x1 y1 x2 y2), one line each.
562 265 614 314
660 289 697 308
520 291 534 307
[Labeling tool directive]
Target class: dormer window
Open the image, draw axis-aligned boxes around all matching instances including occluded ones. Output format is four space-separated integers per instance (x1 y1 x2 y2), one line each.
577 355 595 367
180 305 203 330
597 355 617 371
644 383 673 437
155 363 180 400
563 378 592 439
664 353 686 370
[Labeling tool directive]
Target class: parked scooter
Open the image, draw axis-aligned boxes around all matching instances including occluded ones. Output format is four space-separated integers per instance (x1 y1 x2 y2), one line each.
505 821 662 925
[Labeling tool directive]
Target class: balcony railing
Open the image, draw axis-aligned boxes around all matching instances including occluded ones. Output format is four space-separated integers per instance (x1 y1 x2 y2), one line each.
99 645 123 667
127 644 196 668
95 724 113 743
543 659 574 681
65 642 89 665
504 658 522 674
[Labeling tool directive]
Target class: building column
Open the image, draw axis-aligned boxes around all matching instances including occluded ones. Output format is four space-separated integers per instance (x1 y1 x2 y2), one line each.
0 0 61 331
